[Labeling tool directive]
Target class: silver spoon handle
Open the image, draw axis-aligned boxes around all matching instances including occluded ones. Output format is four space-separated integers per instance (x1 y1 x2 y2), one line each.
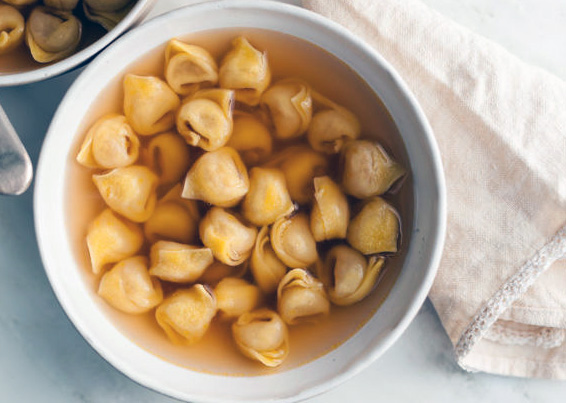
0 103 32 195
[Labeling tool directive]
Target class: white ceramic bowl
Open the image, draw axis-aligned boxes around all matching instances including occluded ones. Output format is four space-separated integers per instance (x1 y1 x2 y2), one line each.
34 1 446 401
0 0 155 87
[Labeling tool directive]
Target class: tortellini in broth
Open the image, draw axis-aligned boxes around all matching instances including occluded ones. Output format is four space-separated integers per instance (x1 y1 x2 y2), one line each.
0 5 25 55
83 0 135 31
76 35 407 369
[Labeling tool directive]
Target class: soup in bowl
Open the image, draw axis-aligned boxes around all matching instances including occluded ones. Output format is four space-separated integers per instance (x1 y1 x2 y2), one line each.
35 1 445 401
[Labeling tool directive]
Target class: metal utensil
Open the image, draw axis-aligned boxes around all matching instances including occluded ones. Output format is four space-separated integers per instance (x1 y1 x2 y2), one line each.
0 103 32 195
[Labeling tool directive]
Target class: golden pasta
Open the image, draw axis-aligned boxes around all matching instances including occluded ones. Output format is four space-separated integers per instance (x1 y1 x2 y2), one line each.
149 241 213 283
0 5 25 56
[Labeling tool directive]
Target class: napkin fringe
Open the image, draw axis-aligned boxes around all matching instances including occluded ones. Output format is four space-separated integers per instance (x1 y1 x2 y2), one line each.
455 224 566 364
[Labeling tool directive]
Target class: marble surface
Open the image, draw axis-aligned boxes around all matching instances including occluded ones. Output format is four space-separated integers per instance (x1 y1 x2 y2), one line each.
1 0 566 402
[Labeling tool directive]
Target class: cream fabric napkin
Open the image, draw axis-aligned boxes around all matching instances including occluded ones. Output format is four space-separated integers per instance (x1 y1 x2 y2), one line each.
303 0 566 379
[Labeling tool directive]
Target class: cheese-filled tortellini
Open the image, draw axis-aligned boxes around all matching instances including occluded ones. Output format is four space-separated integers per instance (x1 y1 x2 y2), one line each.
266 146 329 205
149 241 213 283
176 88 234 151
214 278 262 319
83 0 134 31
318 245 384 306
93 165 158 223
25 6 82 63
341 140 406 198
347 197 400 255
76 114 140 169
155 285 217 345
219 36 271 106
165 39 218 96
0 5 24 55
98 256 163 314
44 0 79 10
144 184 200 244
310 176 349 241
182 147 249 207
143 132 190 188
250 226 287 294
199 207 258 266
277 268 330 325
227 112 272 166
232 309 289 367
86 209 144 275
271 213 318 268
307 92 360 154
242 167 294 226
260 79 312 140
123 74 180 136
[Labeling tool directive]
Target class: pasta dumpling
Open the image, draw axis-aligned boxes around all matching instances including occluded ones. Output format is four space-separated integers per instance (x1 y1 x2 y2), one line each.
98 256 163 314
25 6 82 63
182 147 249 207
83 0 134 31
199 207 258 266
198 260 247 285
86 208 143 275
277 268 330 325
242 167 294 226
232 309 289 367
219 36 271 106
271 213 318 268
310 176 349 241
0 5 25 55
165 39 218 96
76 114 140 169
227 112 272 166
149 241 213 283
214 277 262 319
155 285 217 345
250 226 287 294
260 79 312 140
93 165 158 223
176 88 234 151
123 74 180 136
143 132 190 188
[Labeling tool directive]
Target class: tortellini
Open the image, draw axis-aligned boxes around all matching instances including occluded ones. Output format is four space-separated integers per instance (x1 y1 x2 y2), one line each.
93 165 158 223
199 207 258 266
165 39 218 96
144 184 200 244
242 167 294 226
277 269 330 325
307 92 360 154
260 79 312 140
310 176 349 241
214 278 262 319
232 309 289 367
77 114 140 169
0 5 25 55
76 35 408 369
123 74 181 136
266 146 329 205
271 213 318 268
98 256 163 314
176 88 234 151
219 36 271 106
347 197 400 255
141 132 190 189
182 147 249 207
25 6 82 63
317 245 384 306
250 226 287 294
149 241 213 283
227 112 272 166
83 0 134 31
341 140 406 198
86 209 143 275
156 285 217 345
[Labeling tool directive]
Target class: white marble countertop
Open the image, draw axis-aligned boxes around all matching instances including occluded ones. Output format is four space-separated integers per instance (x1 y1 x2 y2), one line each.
1 0 566 402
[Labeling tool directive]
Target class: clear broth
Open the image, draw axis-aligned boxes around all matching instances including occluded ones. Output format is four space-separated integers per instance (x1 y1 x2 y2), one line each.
66 28 413 376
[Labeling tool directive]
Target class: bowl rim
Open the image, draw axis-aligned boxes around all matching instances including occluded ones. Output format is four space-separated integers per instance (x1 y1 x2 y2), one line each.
34 1 447 401
0 0 155 87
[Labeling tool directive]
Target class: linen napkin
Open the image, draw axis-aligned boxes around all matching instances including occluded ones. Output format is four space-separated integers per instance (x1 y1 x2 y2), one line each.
303 0 566 379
